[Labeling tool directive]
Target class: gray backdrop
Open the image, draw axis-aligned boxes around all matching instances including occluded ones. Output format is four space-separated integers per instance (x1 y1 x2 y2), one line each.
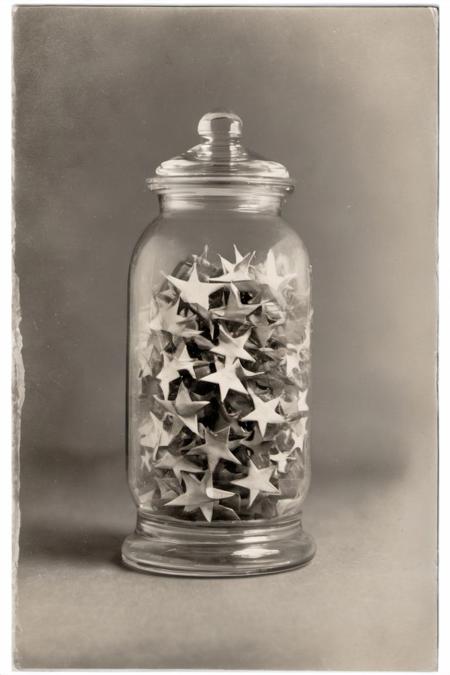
14 6 437 670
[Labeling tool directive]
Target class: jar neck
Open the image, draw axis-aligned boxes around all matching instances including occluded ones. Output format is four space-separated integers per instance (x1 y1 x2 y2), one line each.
158 192 285 216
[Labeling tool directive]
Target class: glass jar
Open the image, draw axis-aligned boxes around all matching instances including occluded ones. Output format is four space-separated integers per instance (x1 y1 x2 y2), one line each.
122 111 315 576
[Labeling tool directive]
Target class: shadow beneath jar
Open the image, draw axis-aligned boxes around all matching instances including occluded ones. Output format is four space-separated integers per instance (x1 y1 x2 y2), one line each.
18 520 127 569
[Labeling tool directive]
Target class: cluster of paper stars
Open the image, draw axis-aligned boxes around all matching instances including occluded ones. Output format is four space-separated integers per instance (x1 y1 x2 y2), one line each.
135 245 312 522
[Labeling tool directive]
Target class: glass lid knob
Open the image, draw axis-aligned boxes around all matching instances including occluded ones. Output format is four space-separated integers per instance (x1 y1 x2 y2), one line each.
197 111 243 142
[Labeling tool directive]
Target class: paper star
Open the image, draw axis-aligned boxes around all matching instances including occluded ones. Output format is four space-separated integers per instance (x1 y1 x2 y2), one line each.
241 390 285 437
270 447 296 473
231 460 280 506
149 298 201 338
201 358 248 401
211 326 255 363
155 450 203 482
290 416 308 451
166 471 235 522
139 411 174 459
213 246 255 283
155 381 208 435
155 352 182 399
167 263 224 311
188 426 240 472
256 249 296 296
212 284 261 323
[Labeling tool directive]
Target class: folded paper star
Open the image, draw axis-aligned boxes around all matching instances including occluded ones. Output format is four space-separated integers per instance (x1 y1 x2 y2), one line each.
140 410 183 454
213 246 255 283
270 447 296 473
155 381 208 435
212 284 261 323
188 426 240 472
166 471 235 522
290 416 308 451
149 298 201 338
231 460 280 506
155 352 182 399
167 263 224 311
155 450 204 482
256 249 297 297
241 390 285 437
201 358 248 401
211 326 255 363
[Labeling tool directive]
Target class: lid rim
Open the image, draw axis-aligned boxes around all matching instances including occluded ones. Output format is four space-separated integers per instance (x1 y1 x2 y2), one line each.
146 175 295 193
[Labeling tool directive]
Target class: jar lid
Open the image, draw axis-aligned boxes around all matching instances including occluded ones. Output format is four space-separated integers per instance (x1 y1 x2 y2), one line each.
147 111 294 193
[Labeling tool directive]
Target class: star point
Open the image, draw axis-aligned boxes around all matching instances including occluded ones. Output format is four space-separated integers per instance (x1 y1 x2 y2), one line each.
213 246 255 283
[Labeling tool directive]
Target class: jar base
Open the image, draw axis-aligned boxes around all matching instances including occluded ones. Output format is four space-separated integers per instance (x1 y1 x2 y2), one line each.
121 512 316 577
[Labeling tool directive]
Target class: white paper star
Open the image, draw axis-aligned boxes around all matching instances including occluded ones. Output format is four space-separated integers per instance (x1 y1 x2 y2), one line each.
231 460 280 506
149 298 201 338
155 381 209 435
256 249 297 296
201 358 248 401
212 284 261 323
155 450 203 482
140 411 184 458
166 471 235 521
155 353 182 399
211 326 255 363
188 426 240 472
290 416 308 451
213 246 255 283
155 343 202 398
241 390 285 437
270 447 296 473
167 263 224 311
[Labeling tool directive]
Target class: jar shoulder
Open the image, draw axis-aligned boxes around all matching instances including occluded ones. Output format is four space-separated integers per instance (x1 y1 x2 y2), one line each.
131 212 310 273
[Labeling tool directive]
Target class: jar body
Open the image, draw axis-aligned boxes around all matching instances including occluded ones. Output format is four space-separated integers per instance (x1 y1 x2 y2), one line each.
122 193 315 575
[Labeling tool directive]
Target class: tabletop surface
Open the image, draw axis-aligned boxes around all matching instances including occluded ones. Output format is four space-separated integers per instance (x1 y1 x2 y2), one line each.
14 451 437 671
